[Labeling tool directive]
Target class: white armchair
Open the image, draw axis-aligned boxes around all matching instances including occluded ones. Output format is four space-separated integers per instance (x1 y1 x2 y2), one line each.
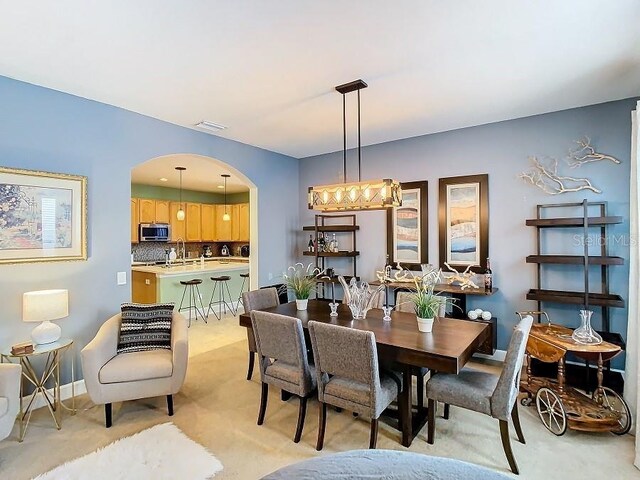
0 363 21 441
81 311 188 427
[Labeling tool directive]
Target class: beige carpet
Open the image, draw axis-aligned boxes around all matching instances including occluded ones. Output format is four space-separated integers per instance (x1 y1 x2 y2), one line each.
0 315 637 480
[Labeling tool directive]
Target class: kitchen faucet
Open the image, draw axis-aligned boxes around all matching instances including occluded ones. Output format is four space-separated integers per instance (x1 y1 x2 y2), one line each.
176 237 186 265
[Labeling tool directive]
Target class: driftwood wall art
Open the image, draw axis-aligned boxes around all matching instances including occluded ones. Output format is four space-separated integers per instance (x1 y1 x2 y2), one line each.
520 137 620 195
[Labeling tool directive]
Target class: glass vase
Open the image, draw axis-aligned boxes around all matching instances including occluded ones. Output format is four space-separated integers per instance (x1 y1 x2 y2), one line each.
571 309 602 345
338 276 384 320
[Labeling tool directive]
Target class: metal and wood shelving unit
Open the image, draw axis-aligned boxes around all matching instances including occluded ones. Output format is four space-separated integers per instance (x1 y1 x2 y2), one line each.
303 214 359 299
525 199 625 392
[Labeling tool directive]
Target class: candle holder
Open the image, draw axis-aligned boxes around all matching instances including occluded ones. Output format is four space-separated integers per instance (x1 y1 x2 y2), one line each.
329 302 339 317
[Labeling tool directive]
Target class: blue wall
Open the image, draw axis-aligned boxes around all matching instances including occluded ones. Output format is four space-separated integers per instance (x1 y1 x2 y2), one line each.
0 75 299 377
299 98 637 366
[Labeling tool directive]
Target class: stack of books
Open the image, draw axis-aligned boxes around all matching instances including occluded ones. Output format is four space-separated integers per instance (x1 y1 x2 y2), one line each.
11 342 34 355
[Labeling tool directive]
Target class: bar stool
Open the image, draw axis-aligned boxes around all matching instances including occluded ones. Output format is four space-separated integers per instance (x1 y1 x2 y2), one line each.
207 276 237 320
237 273 250 312
178 279 207 327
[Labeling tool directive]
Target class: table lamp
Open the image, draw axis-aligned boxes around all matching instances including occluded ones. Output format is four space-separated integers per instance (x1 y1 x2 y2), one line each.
22 289 68 345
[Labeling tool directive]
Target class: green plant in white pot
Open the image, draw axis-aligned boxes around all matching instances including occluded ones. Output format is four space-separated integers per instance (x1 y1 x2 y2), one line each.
282 263 321 310
409 269 453 333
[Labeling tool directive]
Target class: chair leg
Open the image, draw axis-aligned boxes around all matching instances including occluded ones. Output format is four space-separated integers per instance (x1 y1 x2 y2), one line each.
105 403 112 428
316 402 327 451
246 351 255 381
294 396 308 443
427 399 435 444
500 419 520 475
369 418 379 449
167 395 174 416
257 382 268 425
511 403 526 444
444 403 450 420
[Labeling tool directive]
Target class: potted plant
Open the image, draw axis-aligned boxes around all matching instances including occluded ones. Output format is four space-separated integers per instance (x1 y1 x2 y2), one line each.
408 269 453 333
282 263 321 310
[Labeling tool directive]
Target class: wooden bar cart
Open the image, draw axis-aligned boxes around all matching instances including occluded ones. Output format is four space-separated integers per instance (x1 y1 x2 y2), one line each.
518 312 631 436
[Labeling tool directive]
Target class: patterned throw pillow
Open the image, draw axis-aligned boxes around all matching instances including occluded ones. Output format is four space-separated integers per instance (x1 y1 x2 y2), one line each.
117 303 174 354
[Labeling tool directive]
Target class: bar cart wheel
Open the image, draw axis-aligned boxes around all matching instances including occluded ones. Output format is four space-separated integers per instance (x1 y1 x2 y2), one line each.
535 387 568 436
593 387 631 435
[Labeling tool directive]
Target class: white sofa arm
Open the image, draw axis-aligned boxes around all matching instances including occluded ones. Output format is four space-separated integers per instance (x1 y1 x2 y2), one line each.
81 314 120 404
170 312 189 393
0 363 21 440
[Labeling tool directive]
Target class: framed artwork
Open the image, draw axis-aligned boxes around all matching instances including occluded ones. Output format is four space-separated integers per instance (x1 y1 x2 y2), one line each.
386 181 428 271
0 166 87 264
438 174 489 273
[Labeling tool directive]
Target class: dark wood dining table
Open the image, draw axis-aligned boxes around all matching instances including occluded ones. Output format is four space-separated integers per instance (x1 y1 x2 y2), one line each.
238 299 489 447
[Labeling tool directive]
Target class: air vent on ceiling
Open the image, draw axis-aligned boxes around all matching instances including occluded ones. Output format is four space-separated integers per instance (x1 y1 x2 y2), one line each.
195 120 227 132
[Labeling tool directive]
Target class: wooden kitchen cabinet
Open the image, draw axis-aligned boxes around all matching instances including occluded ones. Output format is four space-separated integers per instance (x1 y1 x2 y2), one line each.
131 198 139 243
201 203 215 242
231 204 241 241
238 203 250 241
215 204 232 241
170 202 186 241
186 203 202 242
154 200 170 223
132 271 158 304
138 198 156 223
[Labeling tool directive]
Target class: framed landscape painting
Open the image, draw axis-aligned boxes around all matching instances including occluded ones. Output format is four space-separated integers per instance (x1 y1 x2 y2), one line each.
0 166 87 264
386 181 428 271
438 174 488 273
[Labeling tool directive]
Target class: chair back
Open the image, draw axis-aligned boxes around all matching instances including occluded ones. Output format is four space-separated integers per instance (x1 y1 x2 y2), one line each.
490 315 533 420
250 311 310 378
395 291 414 313
308 321 379 397
243 287 279 313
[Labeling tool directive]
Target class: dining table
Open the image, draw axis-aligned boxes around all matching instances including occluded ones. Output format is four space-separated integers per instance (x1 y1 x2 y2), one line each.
238 299 489 447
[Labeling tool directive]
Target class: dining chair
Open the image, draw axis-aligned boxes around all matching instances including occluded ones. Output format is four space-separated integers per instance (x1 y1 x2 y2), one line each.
426 315 533 475
242 288 280 381
308 321 402 450
250 310 316 443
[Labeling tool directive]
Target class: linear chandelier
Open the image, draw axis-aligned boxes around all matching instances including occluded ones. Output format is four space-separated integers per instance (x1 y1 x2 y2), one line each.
308 79 402 212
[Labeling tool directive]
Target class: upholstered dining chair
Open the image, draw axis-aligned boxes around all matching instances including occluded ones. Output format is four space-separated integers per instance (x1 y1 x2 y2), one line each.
81 309 189 427
242 288 280 381
0 363 21 441
426 315 533 475
308 321 402 450
250 311 316 443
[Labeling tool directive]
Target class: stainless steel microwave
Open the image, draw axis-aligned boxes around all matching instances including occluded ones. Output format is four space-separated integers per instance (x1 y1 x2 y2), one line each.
139 223 170 242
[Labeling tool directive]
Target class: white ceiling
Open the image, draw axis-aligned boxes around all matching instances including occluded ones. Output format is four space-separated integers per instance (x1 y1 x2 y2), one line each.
1 1 639 159
132 154 249 193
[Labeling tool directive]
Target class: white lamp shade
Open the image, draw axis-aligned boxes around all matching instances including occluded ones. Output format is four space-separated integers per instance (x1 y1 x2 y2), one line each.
223 212 230 222
22 289 69 323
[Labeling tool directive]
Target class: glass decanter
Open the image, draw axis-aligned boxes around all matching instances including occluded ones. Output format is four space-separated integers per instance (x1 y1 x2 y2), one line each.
571 309 602 345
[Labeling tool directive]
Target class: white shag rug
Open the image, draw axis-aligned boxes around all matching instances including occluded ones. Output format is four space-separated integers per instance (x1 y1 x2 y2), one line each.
33 423 223 480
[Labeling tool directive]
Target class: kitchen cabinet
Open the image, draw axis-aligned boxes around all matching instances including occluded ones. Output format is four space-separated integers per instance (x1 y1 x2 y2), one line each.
215 204 232 241
186 203 202 242
201 203 215 242
155 200 170 223
238 203 250 241
131 198 139 243
231 204 241 241
138 198 156 223
169 202 186 241
132 271 158 304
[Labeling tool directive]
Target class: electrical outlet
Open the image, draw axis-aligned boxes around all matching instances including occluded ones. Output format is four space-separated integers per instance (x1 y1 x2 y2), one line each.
117 271 127 285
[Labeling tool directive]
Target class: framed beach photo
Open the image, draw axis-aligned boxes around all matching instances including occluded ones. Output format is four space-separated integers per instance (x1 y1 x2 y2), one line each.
0 166 87 264
438 174 488 272
386 181 428 271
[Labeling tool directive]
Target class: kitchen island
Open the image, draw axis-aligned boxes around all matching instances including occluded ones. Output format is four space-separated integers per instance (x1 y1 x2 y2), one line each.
131 258 249 307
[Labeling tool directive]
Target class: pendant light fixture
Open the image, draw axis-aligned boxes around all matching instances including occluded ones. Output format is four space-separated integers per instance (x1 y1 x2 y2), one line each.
221 174 231 221
175 166 186 221
308 79 402 212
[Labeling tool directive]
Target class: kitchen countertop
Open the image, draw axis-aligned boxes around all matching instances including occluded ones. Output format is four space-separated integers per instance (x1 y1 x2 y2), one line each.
132 256 249 266
132 259 249 278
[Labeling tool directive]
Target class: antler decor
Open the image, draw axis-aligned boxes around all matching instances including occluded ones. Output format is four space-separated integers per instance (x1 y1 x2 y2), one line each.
519 156 602 195
443 262 479 290
567 136 621 169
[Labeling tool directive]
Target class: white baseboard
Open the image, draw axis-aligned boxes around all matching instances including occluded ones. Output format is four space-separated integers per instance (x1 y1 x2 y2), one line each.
22 379 86 411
